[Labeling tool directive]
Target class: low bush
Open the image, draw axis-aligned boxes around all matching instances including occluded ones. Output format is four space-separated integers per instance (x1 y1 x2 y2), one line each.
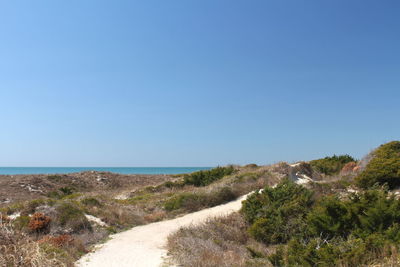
163 180 185 189
183 166 235 187
55 203 91 233
164 192 207 212
47 186 76 199
264 186 400 266
356 141 400 189
1 202 24 215
164 187 237 212
307 189 400 240
310 155 355 175
23 199 49 215
81 197 102 207
38 233 88 260
208 186 236 206
38 234 74 248
13 215 31 231
241 179 314 244
270 235 399 267
28 213 51 233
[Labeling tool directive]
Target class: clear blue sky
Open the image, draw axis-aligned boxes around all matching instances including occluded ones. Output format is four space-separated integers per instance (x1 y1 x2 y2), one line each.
0 0 399 167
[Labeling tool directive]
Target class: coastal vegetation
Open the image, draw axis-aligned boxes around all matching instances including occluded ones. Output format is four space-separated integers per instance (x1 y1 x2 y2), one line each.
0 164 269 266
309 154 355 175
356 141 400 189
1 141 399 266
167 141 400 267
164 186 236 212
182 166 235 186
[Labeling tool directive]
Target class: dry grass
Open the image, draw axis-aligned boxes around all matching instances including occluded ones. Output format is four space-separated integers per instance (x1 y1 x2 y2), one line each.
0 221 65 267
167 213 272 267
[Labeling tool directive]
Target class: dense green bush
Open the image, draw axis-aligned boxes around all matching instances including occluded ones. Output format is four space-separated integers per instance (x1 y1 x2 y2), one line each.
307 189 400 240
183 166 235 187
241 180 314 244
356 141 400 189
310 154 355 175
269 235 396 267
266 187 400 266
239 176 400 266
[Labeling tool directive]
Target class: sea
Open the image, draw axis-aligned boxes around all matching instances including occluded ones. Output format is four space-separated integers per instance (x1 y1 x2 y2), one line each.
0 167 212 175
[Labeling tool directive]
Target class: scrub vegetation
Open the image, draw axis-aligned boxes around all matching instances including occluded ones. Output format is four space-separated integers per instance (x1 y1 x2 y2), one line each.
2 141 399 266
309 154 355 176
0 164 273 265
167 141 400 267
356 141 400 189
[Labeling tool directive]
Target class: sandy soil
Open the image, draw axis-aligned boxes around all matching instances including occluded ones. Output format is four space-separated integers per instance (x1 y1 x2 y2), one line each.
0 172 174 206
76 193 252 267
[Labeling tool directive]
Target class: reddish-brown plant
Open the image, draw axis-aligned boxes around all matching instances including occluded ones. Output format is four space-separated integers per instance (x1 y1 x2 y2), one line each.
38 234 73 248
28 213 51 233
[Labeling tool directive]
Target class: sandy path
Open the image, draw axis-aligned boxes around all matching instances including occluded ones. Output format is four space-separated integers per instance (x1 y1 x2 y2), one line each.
76 193 251 267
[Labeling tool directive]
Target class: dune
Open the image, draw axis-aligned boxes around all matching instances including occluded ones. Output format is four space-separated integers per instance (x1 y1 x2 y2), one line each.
76 193 252 267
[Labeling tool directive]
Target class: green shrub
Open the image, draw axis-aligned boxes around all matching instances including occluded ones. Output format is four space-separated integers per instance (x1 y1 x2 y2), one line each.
269 235 396 267
47 187 75 199
13 215 30 231
81 197 102 207
209 187 236 206
268 188 400 266
106 226 118 234
241 180 314 244
124 193 153 205
164 193 207 212
310 154 355 175
183 166 235 187
307 189 400 240
307 195 353 239
1 202 24 215
55 203 91 233
164 187 237 212
23 199 55 215
163 180 185 189
356 141 400 189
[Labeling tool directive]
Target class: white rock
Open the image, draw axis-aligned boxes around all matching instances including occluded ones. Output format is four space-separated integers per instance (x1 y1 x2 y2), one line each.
8 212 21 220
85 214 108 227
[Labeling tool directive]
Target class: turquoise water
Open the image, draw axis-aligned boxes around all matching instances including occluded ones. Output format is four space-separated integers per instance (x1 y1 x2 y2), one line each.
0 167 212 175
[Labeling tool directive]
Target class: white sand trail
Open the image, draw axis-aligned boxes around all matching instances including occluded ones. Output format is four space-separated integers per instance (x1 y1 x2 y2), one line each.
76 193 252 267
